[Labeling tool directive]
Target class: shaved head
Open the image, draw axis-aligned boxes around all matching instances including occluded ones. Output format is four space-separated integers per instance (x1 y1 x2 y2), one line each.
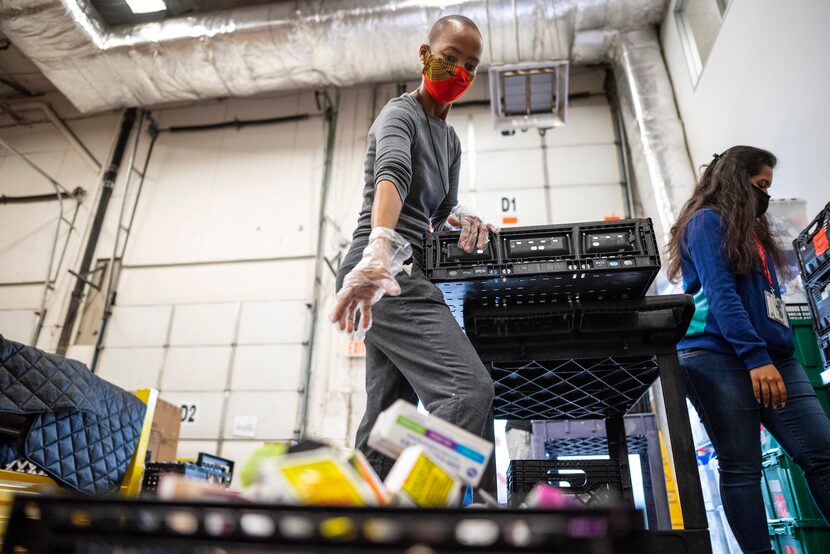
428 15 482 46
417 14 482 110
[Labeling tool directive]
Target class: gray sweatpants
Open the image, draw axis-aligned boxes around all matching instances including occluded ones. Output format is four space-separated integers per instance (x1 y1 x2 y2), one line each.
336 249 496 494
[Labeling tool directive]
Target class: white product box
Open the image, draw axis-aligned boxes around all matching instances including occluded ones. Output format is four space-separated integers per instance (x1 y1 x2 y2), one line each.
368 399 493 486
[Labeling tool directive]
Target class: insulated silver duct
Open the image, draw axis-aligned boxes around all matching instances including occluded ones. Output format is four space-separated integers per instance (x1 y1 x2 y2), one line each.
0 0 664 113
608 29 697 246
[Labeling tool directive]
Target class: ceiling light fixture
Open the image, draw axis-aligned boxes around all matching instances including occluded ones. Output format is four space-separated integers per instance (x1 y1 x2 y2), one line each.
489 60 569 131
125 0 167 14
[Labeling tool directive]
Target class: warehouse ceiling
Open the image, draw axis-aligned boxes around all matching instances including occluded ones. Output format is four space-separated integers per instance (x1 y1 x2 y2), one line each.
0 0 666 114
0 31 55 99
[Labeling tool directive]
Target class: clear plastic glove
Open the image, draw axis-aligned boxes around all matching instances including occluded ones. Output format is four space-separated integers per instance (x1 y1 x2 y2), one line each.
446 204 499 253
331 227 412 338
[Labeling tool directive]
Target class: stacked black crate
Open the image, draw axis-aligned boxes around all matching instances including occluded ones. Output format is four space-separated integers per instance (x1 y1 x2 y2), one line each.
767 201 830 551
795 201 830 372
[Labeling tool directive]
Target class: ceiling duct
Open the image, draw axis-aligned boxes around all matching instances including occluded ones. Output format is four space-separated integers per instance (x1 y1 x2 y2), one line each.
0 0 693 248
0 0 665 114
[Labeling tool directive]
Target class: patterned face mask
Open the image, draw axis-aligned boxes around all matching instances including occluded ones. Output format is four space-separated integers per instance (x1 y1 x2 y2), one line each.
421 53 475 104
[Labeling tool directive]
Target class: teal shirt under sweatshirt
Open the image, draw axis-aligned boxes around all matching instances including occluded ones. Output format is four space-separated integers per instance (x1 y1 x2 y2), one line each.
676 208 794 369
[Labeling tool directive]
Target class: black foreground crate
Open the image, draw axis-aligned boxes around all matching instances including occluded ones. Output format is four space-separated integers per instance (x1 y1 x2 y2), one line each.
794 200 830 282
424 219 660 326
2 495 651 554
507 459 623 508
468 295 695 363
142 452 234 494
491 356 659 420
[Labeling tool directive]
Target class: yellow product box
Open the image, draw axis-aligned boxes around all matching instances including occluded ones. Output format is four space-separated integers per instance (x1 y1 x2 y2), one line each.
384 446 462 508
264 448 379 506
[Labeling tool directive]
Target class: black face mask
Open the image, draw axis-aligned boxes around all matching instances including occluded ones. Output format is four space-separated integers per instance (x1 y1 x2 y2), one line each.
752 185 770 218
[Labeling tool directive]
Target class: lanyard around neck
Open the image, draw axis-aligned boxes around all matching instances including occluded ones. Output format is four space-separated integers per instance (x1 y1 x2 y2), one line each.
756 239 774 290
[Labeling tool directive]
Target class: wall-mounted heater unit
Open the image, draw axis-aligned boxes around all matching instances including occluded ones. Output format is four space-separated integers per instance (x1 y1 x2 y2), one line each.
488 60 569 132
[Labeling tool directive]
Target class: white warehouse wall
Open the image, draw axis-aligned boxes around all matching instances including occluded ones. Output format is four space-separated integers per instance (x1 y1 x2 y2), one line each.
661 0 830 216
0 103 121 348
95 92 326 473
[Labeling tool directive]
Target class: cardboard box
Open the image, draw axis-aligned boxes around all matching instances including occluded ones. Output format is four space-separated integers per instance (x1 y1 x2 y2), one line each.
384 446 461 507
147 398 181 462
260 448 379 506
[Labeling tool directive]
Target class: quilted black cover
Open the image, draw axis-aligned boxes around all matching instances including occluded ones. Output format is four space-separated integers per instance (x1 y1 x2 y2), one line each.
0 334 146 495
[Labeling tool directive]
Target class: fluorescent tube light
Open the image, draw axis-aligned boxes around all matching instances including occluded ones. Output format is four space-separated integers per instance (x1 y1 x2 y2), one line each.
125 0 167 14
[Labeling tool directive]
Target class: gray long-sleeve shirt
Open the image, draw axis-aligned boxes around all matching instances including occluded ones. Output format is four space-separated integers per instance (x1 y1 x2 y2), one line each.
350 92 461 257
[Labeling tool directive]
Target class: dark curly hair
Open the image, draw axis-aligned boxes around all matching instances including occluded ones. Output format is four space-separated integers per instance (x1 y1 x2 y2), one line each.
667 145 785 282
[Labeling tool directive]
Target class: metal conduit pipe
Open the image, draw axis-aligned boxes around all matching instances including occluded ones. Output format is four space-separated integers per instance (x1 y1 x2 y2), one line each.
56 108 137 355
0 187 83 204
163 113 313 133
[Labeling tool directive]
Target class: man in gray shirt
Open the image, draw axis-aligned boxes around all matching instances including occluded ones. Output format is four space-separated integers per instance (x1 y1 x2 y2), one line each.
332 15 498 494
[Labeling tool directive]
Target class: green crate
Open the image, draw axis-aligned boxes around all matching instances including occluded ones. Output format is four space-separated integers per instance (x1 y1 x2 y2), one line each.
791 318 827 388
769 519 830 554
761 424 781 455
762 449 825 522
815 388 830 417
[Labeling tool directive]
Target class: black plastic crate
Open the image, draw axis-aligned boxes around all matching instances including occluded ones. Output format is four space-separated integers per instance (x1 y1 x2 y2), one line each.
491 356 659 420
3 495 649 554
467 295 695 362
806 266 830 335
507 459 623 508
424 219 660 324
820 330 830 372
142 452 234 494
794 201 830 283
546 435 649 458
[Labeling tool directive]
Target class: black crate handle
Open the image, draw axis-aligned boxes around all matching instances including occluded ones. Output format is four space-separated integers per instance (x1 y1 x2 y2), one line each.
546 468 589 489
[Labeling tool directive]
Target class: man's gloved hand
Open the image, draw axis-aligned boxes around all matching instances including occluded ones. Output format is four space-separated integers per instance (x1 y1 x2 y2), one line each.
331 227 412 337
446 204 499 253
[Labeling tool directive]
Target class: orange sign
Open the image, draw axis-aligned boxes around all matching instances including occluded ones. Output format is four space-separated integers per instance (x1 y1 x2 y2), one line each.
502 216 518 225
346 340 366 358
814 227 829 256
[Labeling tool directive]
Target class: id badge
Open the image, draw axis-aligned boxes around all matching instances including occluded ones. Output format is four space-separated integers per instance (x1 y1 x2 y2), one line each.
765 290 789 327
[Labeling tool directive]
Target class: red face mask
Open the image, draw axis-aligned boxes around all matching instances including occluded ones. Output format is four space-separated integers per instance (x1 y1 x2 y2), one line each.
422 53 475 104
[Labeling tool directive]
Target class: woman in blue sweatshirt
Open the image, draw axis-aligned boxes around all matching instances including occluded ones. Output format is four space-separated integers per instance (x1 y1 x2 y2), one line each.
667 146 830 553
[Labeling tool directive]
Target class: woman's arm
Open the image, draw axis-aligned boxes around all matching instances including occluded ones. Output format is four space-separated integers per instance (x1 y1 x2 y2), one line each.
331 107 413 335
330 187 409 334
372 180 403 229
